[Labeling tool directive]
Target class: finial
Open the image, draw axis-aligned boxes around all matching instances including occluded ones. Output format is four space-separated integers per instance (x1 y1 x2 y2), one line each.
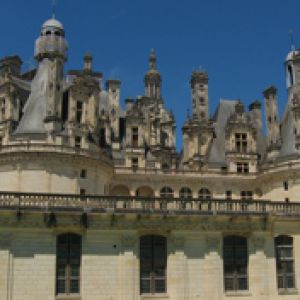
52 0 56 19
289 29 296 51
149 48 156 70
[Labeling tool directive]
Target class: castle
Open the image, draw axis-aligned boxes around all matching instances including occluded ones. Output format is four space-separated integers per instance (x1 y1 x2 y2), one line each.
0 16 300 300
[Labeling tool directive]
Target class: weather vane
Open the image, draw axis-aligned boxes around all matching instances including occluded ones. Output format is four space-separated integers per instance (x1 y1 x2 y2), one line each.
289 29 296 51
52 0 56 19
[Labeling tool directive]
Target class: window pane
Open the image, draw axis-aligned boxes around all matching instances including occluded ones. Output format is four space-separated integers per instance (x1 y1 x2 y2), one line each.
225 278 234 291
238 277 248 290
141 279 150 294
155 279 166 293
70 280 79 293
286 276 295 289
70 264 80 277
56 279 65 294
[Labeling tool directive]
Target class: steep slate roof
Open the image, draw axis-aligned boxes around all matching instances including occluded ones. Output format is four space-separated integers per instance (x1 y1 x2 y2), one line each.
208 100 238 166
15 60 52 135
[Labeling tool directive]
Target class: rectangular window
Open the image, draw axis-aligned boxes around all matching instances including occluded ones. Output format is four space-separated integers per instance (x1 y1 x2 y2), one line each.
75 136 81 148
56 234 81 295
99 128 106 147
223 236 248 291
140 235 167 294
80 188 86 195
76 101 83 123
240 191 253 200
226 191 232 200
235 133 248 153
132 157 138 169
62 91 69 123
132 127 138 147
275 236 295 290
283 181 289 191
237 162 249 174
80 169 87 179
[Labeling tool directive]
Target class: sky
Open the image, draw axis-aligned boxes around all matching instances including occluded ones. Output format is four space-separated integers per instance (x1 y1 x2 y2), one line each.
1 0 300 149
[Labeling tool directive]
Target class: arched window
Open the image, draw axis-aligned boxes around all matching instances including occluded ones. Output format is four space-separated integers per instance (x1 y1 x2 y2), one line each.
223 236 248 291
275 235 295 290
160 187 173 198
179 187 192 199
140 235 167 294
56 233 81 295
136 186 154 197
198 188 211 200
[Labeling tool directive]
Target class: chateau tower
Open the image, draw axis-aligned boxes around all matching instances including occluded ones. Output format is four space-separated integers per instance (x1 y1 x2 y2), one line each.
286 50 300 96
144 49 161 99
190 70 209 121
16 18 68 135
36 19 67 125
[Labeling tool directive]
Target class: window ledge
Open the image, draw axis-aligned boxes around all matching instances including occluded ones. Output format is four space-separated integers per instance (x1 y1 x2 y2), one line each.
225 291 251 297
278 288 298 295
140 293 169 299
56 295 81 300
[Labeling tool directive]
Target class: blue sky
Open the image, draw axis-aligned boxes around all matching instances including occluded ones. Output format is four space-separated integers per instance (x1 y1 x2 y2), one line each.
1 0 300 148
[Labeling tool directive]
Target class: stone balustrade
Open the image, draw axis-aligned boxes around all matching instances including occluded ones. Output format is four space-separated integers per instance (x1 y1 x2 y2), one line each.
0 192 299 216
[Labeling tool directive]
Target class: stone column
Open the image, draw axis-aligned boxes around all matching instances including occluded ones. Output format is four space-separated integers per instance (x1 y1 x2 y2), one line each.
0 233 12 300
249 233 268 300
168 234 188 299
202 234 223 300
120 233 139 300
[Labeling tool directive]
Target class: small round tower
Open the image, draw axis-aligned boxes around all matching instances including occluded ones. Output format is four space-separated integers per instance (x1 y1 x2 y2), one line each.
35 18 68 61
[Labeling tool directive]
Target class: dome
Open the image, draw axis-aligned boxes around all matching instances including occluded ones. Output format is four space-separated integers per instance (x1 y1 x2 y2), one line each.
42 18 64 30
286 50 300 61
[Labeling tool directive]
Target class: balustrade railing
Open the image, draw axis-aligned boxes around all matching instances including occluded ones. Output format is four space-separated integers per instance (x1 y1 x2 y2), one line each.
0 192 299 216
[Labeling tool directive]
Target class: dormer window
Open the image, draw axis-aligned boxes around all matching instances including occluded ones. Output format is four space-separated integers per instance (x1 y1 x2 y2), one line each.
235 133 248 153
237 162 249 174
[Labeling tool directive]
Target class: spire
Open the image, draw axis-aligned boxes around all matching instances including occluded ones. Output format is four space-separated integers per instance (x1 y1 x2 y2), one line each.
52 0 56 19
149 48 157 70
144 49 161 99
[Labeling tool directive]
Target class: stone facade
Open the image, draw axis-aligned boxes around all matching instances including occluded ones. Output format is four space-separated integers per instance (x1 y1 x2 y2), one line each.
0 17 300 300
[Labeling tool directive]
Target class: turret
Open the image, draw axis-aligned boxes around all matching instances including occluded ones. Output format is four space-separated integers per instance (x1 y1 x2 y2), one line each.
190 70 209 121
15 18 68 136
35 19 68 61
144 49 161 99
